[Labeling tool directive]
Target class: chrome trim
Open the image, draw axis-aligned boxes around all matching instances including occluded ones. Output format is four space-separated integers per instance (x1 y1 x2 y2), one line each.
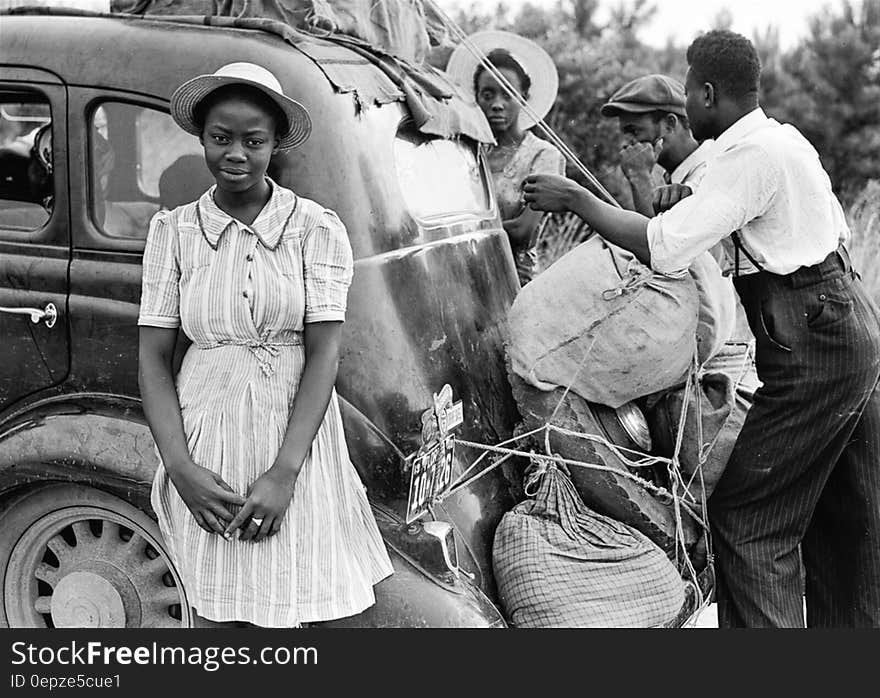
423 520 475 581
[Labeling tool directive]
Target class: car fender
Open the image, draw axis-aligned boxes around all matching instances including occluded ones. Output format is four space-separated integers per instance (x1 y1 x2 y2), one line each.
317 542 505 628
0 394 157 511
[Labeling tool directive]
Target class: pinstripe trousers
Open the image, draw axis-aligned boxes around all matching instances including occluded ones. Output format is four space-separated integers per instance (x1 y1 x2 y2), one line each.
709 249 880 627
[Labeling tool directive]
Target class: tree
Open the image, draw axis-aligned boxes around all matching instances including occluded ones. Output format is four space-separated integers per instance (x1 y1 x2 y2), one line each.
606 0 658 49
771 0 880 201
568 0 601 38
509 2 558 38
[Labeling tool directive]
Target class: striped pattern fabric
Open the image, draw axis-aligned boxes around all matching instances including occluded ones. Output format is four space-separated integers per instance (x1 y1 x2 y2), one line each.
710 254 880 627
138 180 393 627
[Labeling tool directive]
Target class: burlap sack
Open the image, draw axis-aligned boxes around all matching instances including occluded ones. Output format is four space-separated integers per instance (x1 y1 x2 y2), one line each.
507 237 700 408
689 251 737 366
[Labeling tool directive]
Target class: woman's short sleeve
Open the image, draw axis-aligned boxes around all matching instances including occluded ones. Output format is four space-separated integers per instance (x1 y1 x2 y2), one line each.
531 142 566 176
138 211 181 329
302 209 354 323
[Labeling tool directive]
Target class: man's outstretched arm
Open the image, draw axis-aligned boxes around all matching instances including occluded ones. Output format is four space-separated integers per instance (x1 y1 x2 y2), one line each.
522 174 653 265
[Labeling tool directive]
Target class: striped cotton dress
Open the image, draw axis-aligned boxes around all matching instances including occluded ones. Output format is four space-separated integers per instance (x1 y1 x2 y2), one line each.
138 179 393 627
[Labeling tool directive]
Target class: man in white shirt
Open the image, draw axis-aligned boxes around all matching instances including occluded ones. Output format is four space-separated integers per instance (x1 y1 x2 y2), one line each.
523 30 880 628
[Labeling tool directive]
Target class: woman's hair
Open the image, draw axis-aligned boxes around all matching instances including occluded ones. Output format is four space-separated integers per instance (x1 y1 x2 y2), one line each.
192 84 289 138
473 49 531 96
686 30 761 103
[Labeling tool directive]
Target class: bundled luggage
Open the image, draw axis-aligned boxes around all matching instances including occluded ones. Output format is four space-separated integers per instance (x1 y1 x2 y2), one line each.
493 464 686 628
689 251 737 366
507 237 700 409
509 372 700 555
651 344 757 500
113 0 447 63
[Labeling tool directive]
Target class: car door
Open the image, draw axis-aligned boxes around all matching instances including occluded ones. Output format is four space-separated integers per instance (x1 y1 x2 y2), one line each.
0 69 70 412
66 88 206 398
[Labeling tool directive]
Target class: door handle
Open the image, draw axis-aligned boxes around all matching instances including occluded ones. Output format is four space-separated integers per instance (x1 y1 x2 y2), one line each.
0 302 58 328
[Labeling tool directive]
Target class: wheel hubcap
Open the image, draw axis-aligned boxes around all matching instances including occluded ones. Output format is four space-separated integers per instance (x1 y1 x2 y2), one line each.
5 503 189 628
51 571 126 628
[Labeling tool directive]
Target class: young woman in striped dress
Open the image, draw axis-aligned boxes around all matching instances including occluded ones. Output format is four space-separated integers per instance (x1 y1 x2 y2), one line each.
137 63 393 628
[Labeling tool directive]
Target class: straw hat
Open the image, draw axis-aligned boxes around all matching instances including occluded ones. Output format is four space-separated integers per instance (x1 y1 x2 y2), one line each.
170 62 311 151
446 30 558 130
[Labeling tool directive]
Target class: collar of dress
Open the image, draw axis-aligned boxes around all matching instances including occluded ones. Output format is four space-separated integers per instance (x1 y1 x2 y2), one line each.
196 177 298 251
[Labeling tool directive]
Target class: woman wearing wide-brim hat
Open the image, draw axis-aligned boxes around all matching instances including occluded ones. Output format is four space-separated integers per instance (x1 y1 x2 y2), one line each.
137 62 393 628
447 30 565 286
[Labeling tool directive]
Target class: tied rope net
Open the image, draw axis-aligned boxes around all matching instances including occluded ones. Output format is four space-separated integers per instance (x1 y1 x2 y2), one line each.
422 0 725 625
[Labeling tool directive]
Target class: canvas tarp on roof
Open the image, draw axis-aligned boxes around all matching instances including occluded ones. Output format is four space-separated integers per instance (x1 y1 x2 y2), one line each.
107 2 492 144
114 0 449 63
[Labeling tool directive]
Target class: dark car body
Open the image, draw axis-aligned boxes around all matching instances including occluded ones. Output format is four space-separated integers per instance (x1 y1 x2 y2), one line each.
0 11 522 627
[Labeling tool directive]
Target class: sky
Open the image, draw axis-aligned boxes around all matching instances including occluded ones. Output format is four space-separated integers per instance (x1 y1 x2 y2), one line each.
438 0 850 48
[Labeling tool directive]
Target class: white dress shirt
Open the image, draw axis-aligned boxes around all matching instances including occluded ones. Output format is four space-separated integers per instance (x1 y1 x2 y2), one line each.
647 108 849 275
668 138 738 356
669 139 715 188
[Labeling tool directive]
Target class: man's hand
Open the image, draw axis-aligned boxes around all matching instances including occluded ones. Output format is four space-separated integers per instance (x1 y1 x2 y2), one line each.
620 139 663 182
522 174 580 213
652 183 693 214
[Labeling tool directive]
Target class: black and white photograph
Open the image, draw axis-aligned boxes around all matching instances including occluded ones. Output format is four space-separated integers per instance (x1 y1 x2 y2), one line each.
0 0 878 663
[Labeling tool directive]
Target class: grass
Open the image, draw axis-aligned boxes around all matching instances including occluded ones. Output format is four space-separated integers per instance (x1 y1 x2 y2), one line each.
847 180 880 303
535 212 594 273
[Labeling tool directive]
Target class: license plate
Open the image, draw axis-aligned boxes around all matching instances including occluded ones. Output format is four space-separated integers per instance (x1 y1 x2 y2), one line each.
405 435 455 524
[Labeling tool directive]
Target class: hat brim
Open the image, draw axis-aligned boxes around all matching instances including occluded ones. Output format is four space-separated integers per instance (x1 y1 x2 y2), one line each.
445 30 558 131
600 101 687 118
170 74 312 151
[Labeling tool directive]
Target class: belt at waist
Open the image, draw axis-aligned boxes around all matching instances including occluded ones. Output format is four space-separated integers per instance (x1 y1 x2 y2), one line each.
785 245 854 288
200 336 304 350
198 332 303 377
733 244 854 289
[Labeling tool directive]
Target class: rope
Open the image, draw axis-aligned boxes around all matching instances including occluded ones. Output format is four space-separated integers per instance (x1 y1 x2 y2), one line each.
423 0 621 208
434 355 716 625
444 423 709 531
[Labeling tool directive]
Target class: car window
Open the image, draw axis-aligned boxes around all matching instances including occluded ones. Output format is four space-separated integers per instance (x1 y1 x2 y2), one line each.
394 126 491 222
89 102 207 239
0 94 53 231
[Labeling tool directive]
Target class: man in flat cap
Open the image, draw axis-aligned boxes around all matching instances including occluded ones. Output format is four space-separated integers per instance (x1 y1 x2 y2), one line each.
602 74 715 218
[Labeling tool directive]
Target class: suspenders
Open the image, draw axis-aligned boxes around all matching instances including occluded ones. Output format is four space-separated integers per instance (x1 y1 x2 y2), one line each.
733 231 852 281
732 231 765 276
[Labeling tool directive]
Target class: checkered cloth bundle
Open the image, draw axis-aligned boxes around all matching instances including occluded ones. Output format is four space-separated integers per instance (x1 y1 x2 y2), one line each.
492 464 686 627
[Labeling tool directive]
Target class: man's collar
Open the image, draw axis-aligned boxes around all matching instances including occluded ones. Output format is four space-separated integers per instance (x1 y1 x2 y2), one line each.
714 107 768 153
196 178 297 251
670 139 715 185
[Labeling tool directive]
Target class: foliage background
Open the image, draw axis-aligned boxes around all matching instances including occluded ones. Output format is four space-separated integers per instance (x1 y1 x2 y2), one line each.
432 0 880 282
